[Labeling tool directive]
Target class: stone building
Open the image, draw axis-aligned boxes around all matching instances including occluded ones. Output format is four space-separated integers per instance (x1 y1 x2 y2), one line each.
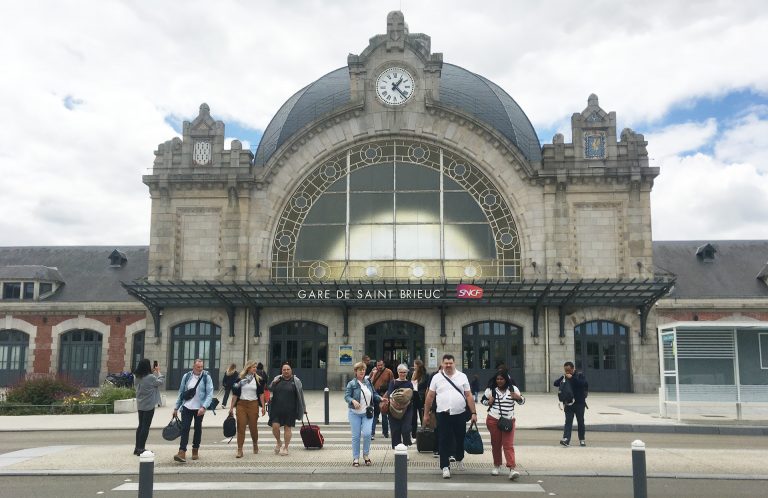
120 12 669 392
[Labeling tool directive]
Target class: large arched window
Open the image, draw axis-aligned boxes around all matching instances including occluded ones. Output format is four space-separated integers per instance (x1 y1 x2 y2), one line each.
272 139 521 281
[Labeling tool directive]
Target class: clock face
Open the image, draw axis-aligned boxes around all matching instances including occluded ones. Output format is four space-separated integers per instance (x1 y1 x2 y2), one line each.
193 141 212 165
584 133 606 159
375 67 415 106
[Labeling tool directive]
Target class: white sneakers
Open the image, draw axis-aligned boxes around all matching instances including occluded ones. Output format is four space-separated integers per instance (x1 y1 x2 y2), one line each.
442 467 451 479
455 461 466 471
509 469 520 480
491 466 501 475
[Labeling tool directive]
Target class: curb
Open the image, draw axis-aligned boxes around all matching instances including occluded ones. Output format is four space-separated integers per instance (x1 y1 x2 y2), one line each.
536 424 768 436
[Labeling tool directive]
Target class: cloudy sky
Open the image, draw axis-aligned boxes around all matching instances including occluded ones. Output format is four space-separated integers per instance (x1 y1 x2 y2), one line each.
1 0 766 246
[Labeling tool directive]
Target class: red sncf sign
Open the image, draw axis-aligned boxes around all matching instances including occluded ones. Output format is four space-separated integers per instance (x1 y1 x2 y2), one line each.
456 284 484 299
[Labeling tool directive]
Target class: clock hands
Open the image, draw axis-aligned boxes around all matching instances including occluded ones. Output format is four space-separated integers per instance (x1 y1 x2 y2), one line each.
391 77 408 99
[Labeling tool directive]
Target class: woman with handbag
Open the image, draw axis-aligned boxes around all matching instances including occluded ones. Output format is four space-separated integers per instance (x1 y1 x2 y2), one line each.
268 362 307 456
344 361 381 467
229 360 265 458
484 373 524 480
386 363 414 449
132 358 164 456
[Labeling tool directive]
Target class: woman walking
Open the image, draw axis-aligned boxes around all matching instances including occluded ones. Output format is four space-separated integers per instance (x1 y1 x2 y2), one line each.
387 363 414 449
344 361 381 467
410 359 428 438
484 373 524 480
132 359 164 456
221 363 238 408
229 360 265 458
268 362 307 456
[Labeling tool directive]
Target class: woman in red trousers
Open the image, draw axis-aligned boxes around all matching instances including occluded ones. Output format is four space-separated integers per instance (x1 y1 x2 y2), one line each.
484 373 524 480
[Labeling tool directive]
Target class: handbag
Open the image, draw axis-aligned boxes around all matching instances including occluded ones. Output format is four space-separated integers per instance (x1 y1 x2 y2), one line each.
493 388 514 432
379 397 390 415
162 415 182 441
464 421 484 454
223 413 237 439
441 372 473 422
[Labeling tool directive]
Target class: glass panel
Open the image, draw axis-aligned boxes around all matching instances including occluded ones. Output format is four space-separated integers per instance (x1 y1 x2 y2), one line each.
3 282 21 299
0 346 7 369
303 193 346 224
286 340 299 365
317 340 327 369
395 193 439 223
463 339 474 369
509 340 520 368
444 193 486 222
301 340 313 368
349 224 394 259
479 340 490 369
395 224 440 259
326 177 346 192
350 193 393 223
586 341 600 369
602 322 615 336
296 225 346 260
40 282 53 294
23 282 34 299
271 341 282 368
444 224 496 259
493 338 505 370
603 344 617 369
396 164 439 190
443 176 464 191
350 164 393 191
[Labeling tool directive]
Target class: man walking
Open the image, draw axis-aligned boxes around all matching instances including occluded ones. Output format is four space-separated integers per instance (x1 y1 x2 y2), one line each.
553 361 588 447
173 358 214 462
368 359 394 439
423 354 477 479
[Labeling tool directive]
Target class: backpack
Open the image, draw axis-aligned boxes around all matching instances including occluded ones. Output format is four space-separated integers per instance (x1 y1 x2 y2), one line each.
557 377 575 405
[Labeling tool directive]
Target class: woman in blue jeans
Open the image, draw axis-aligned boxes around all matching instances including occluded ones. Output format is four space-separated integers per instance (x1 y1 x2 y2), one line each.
344 361 381 467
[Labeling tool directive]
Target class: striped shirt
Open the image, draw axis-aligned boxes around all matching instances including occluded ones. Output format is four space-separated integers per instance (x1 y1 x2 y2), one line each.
485 386 522 420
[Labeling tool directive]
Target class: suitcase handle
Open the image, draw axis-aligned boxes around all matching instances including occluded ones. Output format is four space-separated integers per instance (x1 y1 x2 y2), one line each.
301 413 312 427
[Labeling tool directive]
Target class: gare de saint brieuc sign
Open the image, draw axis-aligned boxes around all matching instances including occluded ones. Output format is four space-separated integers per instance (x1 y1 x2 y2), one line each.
296 284 484 301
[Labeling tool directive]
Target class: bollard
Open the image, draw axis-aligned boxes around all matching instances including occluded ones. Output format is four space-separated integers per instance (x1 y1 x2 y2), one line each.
138 450 154 498
394 443 408 498
324 387 330 425
631 440 647 498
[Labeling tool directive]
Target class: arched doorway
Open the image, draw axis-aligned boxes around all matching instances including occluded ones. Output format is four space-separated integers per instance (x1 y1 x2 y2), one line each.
0 329 29 387
59 329 102 386
574 320 630 392
269 321 328 390
462 321 524 390
365 321 424 372
168 321 221 389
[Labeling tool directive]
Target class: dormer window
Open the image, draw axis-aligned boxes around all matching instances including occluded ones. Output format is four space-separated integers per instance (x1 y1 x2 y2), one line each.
109 250 128 268
695 243 717 262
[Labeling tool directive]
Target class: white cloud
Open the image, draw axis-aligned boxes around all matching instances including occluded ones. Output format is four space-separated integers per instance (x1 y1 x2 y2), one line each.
0 0 767 244
714 109 768 172
646 119 718 159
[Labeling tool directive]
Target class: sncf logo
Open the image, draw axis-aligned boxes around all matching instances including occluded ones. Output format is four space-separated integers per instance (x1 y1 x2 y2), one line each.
457 284 484 299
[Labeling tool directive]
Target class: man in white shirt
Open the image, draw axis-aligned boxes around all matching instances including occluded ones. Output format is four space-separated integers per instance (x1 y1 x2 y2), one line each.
423 354 477 479
172 358 214 463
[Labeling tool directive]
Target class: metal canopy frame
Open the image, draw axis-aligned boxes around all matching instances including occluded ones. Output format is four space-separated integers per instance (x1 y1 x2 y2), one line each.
123 278 674 339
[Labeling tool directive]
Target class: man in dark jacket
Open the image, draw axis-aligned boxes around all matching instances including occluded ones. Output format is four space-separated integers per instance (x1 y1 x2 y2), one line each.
553 361 588 447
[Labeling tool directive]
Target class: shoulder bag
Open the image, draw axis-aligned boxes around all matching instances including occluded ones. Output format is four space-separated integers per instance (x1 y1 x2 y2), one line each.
464 421 484 454
162 415 182 441
493 389 514 432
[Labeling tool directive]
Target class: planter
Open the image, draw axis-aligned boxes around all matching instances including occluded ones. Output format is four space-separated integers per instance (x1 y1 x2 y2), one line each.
114 398 137 414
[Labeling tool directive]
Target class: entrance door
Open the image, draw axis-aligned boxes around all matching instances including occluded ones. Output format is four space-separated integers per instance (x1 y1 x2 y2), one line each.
168 321 221 390
574 320 630 392
462 321 524 390
0 329 29 387
59 329 102 386
365 321 424 372
131 330 145 372
269 321 328 390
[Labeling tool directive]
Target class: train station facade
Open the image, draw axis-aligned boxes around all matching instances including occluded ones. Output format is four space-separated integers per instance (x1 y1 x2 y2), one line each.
8 13 763 395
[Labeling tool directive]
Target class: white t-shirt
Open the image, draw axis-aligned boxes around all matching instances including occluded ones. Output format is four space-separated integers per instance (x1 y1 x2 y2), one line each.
182 372 203 410
353 380 373 415
239 376 260 401
429 370 471 415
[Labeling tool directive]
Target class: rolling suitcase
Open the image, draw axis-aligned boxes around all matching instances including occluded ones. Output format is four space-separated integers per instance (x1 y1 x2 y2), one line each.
416 427 436 453
300 414 324 449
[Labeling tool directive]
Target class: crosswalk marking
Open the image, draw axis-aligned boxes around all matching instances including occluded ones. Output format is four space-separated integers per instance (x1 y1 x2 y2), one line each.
114 481 545 492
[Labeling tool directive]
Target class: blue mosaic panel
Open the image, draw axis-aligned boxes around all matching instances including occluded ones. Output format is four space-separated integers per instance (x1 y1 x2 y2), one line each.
584 134 606 159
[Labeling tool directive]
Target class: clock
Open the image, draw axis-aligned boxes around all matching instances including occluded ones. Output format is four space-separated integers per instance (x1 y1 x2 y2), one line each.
193 141 212 165
375 67 415 106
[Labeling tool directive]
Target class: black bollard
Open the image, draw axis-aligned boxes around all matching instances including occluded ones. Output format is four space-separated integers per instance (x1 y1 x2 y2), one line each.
138 450 154 498
632 440 647 498
324 387 330 425
394 443 408 498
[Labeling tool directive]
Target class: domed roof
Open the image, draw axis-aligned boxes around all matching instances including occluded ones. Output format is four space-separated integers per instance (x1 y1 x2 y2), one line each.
254 63 541 166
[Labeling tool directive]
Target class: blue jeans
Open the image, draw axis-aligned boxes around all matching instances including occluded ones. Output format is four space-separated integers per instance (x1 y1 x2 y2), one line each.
348 410 373 460
179 406 204 451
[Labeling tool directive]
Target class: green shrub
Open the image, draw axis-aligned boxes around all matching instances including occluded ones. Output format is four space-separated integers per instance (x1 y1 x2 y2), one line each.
5 376 81 405
93 385 136 408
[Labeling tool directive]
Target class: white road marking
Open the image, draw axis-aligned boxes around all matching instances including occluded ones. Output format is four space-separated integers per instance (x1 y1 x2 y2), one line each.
0 446 78 467
113 481 545 492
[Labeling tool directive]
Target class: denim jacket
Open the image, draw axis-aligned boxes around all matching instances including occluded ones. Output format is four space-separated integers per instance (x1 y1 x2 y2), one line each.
174 370 214 411
344 377 381 409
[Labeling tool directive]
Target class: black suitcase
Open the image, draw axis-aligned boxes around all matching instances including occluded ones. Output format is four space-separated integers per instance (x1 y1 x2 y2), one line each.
416 427 436 453
300 414 324 449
